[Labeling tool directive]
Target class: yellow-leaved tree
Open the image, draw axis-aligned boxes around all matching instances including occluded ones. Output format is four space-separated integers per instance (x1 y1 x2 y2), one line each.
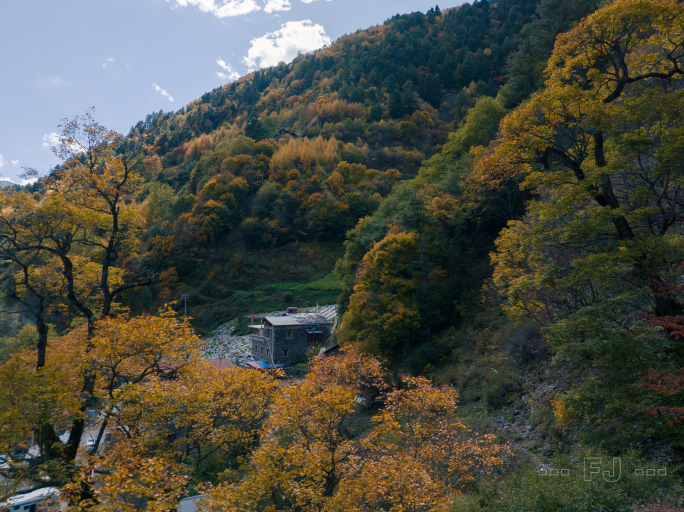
69 357 278 511
201 349 508 512
479 0 684 445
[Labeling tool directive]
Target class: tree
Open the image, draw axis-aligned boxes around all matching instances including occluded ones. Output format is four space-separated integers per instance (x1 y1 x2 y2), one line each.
338 183 460 366
84 308 204 455
45 112 157 462
0 308 278 510
369 103 384 122
340 230 423 360
389 90 404 118
484 0 684 345
70 347 277 512
144 182 175 225
0 330 85 499
201 350 506 512
0 190 58 370
330 377 507 512
496 0 601 108
244 117 268 141
0 112 159 488
327 170 345 196
444 96 506 160
481 0 684 444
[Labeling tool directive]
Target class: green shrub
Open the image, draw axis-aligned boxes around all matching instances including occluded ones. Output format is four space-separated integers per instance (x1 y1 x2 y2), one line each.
492 451 683 512
289 363 309 376
632 496 684 512
449 494 484 512
530 404 562 441
0 325 39 362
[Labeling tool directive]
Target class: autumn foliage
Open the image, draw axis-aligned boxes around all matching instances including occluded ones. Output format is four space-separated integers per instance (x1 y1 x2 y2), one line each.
201 349 508 512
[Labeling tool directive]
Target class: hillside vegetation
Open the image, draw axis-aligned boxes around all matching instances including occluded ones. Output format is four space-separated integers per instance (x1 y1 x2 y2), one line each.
39 0 598 332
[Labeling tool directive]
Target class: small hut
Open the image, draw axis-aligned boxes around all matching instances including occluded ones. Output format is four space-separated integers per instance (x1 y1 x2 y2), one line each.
250 310 332 366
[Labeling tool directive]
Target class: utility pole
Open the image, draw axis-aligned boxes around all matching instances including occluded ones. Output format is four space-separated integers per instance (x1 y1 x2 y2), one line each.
181 294 189 317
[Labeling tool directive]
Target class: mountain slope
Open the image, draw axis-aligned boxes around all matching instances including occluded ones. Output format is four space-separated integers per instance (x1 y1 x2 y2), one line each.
95 0 599 331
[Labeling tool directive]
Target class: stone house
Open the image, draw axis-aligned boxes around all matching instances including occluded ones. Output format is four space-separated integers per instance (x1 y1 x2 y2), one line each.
250 312 333 366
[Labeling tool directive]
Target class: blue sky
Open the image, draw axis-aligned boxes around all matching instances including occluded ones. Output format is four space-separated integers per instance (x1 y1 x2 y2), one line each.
0 0 464 183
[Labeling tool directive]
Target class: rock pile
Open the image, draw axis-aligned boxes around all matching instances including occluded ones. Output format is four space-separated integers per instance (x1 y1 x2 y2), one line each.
202 320 251 365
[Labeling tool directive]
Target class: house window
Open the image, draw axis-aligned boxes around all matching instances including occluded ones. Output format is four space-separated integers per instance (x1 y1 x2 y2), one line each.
286 330 293 339
266 329 271 337
283 349 289 357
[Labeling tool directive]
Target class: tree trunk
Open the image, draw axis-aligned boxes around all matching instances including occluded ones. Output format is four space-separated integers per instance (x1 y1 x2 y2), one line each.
64 319 96 462
35 306 49 370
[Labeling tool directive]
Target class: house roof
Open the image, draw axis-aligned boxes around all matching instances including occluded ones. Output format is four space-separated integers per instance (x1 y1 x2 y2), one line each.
263 313 332 327
247 360 284 370
206 358 238 370
177 495 202 512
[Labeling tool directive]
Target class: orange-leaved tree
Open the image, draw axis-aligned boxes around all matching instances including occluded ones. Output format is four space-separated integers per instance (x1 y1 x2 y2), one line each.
201 349 508 512
0 332 84 500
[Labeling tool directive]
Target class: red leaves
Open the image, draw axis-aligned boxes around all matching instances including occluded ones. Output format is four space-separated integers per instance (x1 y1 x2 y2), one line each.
641 367 684 426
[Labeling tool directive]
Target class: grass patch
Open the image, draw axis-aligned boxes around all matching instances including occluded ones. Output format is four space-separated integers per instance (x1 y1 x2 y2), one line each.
304 272 342 291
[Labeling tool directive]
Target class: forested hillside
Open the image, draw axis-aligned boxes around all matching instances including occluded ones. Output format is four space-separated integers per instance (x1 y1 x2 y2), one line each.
3 0 684 510
39 0 598 331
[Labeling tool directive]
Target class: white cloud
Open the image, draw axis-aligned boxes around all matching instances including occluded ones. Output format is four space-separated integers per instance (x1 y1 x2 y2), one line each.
301 0 332 3
108 57 115 62
216 59 241 81
152 83 175 102
0 155 5 169
166 0 260 18
11 160 19 166
264 0 290 13
42 133 60 149
243 20 331 70
42 133 83 155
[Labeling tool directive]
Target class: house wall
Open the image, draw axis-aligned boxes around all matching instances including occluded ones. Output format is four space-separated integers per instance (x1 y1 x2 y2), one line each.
251 322 331 366
251 332 272 361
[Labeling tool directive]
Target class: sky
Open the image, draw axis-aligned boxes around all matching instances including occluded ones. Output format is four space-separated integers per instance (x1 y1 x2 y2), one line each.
0 0 465 183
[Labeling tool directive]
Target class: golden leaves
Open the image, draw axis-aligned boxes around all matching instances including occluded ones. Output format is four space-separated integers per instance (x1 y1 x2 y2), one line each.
0 335 85 474
327 171 345 196
481 0 684 336
549 0 684 103
71 340 277 512
201 351 507 512
88 309 203 390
